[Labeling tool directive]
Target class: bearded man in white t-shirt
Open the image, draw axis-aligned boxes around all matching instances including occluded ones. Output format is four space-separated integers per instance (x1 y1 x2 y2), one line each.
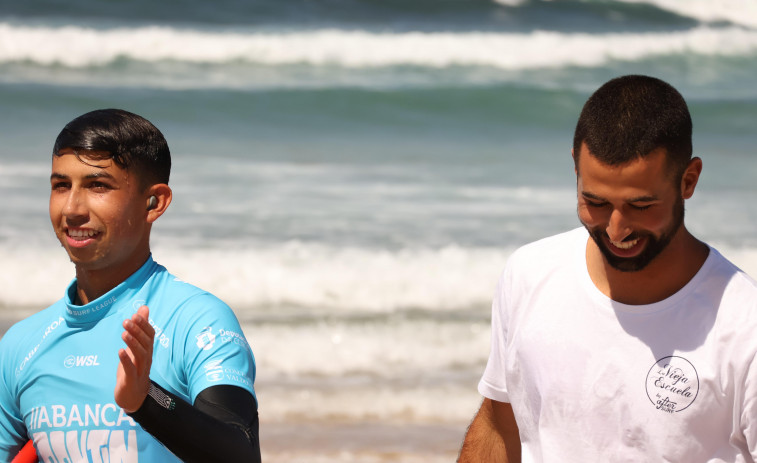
458 75 757 463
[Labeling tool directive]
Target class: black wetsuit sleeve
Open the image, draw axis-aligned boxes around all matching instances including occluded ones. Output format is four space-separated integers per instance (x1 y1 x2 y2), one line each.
128 381 260 463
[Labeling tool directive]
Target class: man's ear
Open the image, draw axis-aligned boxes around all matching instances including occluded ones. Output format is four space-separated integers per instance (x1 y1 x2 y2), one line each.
146 184 172 223
681 157 702 200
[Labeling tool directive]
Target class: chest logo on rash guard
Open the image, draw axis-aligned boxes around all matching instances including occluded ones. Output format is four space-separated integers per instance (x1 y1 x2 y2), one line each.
645 356 699 413
196 326 216 351
64 355 100 368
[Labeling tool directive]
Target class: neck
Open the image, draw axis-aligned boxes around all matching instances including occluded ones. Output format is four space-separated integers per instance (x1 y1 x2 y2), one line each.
586 227 709 305
74 250 151 305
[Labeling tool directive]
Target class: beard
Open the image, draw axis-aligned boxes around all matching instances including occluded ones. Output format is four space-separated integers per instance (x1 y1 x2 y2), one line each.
584 195 685 272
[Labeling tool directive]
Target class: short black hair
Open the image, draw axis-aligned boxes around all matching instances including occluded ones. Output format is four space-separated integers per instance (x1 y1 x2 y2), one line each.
573 75 692 179
53 109 171 187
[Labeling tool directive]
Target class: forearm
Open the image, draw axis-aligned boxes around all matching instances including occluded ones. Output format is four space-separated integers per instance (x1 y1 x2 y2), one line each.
128 381 260 463
458 398 520 463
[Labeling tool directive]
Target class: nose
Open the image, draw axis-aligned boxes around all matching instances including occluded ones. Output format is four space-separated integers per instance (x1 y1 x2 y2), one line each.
606 209 631 242
62 189 88 221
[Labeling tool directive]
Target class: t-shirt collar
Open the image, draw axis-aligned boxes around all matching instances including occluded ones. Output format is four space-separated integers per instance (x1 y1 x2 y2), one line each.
63 255 157 325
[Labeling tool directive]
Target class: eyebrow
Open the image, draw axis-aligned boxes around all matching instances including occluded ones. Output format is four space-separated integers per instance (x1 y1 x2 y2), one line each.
581 191 659 203
50 172 116 181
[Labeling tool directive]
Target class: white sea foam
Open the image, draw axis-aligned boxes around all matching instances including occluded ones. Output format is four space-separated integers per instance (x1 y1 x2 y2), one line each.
617 0 757 29
156 243 511 313
0 242 511 311
248 315 490 378
1 22 756 70
3 241 756 312
249 319 486 423
257 379 483 423
247 316 488 421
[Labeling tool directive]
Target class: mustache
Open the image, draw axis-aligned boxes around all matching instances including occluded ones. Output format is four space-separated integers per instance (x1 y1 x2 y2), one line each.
592 229 643 243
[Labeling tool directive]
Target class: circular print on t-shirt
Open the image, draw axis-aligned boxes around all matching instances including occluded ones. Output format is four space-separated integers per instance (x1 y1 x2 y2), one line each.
645 355 699 413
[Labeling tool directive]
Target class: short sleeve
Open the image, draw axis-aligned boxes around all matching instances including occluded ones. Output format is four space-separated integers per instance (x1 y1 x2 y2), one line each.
177 294 257 404
742 352 757 460
478 265 512 403
0 332 28 460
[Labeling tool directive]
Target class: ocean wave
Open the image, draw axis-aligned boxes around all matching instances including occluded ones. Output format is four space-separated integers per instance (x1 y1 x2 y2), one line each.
614 0 757 29
258 380 483 423
0 242 512 311
250 314 490 378
3 240 756 312
2 22 756 70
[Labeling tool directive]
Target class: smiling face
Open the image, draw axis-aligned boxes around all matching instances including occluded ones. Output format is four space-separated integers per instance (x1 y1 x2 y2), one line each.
576 144 687 273
49 148 152 275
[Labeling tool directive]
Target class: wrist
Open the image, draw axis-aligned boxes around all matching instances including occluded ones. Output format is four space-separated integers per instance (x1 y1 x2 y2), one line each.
128 381 175 418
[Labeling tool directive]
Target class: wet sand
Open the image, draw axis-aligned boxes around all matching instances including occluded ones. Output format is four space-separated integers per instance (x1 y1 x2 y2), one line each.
261 420 466 462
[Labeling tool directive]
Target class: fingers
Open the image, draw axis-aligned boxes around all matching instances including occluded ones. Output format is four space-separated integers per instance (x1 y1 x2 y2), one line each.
116 347 149 413
130 306 154 338
116 306 155 413
122 320 152 352
121 305 155 369
123 306 155 344
118 348 137 376
136 304 150 322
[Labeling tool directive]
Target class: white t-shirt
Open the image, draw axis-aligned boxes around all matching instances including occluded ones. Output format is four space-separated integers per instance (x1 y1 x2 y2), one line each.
479 227 757 462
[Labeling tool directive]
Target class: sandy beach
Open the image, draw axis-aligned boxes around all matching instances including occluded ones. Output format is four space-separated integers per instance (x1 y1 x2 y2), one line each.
261 421 466 462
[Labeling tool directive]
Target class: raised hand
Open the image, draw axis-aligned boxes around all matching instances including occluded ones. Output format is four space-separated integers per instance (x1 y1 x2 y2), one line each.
115 305 155 413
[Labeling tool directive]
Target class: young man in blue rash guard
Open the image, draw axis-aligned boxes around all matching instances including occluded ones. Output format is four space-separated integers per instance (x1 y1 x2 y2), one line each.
0 109 261 462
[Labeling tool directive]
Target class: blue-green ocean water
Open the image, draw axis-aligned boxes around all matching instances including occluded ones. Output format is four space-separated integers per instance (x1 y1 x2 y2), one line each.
1 1 756 459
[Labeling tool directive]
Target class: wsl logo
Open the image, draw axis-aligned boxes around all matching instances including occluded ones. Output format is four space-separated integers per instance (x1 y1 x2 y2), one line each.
64 355 100 368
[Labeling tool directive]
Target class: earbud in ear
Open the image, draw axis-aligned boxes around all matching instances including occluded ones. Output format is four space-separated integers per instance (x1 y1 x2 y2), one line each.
147 195 158 211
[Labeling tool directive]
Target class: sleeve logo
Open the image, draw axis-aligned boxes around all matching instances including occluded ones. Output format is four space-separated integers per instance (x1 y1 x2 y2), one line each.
204 360 224 382
195 326 216 351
